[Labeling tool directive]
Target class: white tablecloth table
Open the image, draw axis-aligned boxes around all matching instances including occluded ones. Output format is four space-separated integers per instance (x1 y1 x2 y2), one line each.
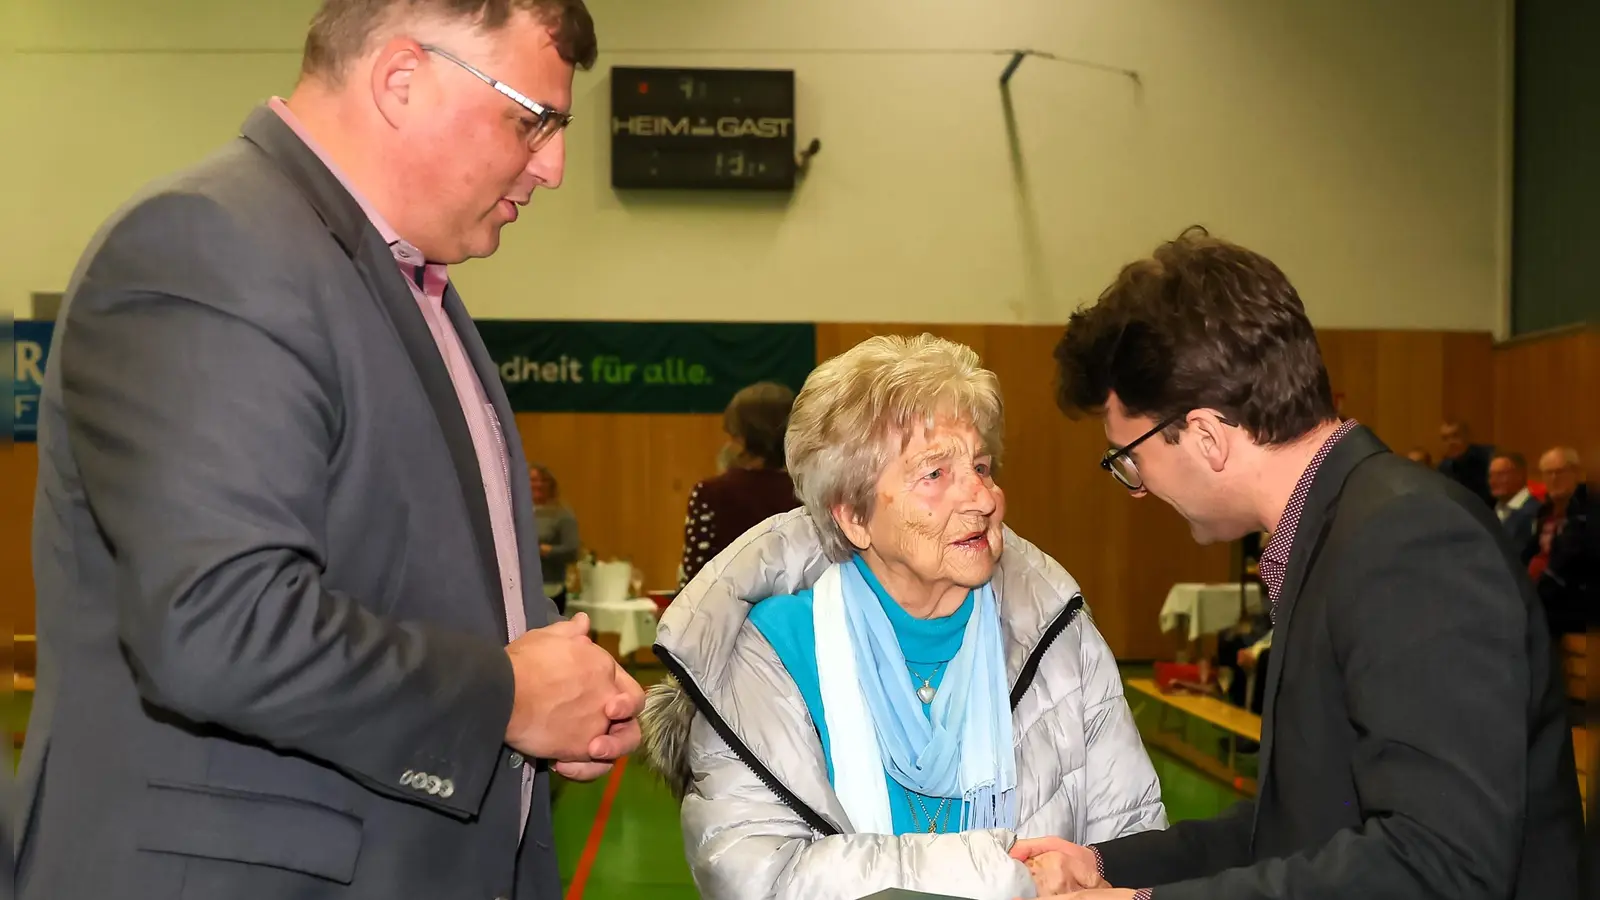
567 597 660 658
1159 582 1263 641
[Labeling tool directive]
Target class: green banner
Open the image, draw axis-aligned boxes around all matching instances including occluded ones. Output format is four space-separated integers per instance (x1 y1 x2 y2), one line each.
478 320 817 414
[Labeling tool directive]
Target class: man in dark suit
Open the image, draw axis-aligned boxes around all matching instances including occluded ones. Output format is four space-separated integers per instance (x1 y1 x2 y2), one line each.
1439 420 1497 508
1014 227 1584 899
1490 451 1542 549
17 2 643 898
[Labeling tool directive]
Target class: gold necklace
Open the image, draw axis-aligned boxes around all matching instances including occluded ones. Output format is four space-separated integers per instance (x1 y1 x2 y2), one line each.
904 789 952 833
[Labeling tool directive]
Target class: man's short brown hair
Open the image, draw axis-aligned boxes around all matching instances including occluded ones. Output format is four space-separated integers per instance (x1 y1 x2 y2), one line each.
1492 451 1526 471
1054 225 1336 445
302 0 597 82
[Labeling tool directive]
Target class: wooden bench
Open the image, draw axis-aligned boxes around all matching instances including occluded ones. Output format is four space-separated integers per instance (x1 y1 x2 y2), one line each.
1574 727 1588 812
1561 635 1589 815
1561 634 1585 702
11 635 36 688
12 635 36 753
1126 677 1261 794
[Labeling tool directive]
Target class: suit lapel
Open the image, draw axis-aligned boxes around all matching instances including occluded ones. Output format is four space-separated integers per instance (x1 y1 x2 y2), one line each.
1249 425 1388 845
351 252 506 641
444 297 549 630
239 106 507 639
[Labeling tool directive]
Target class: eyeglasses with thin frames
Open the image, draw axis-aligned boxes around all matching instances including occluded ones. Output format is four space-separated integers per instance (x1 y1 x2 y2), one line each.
420 44 573 153
1101 411 1239 491
1101 413 1182 491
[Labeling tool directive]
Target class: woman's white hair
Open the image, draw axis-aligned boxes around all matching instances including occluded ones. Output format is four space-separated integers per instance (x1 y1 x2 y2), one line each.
785 334 1005 562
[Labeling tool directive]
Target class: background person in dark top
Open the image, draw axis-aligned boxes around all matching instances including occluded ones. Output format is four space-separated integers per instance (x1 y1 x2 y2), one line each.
678 382 801 589
1438 419 1496 507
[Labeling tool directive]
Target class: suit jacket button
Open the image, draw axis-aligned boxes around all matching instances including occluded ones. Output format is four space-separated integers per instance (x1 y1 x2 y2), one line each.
425 775 443 795
401 770 417 786
439 779 455 798
508 752 525 769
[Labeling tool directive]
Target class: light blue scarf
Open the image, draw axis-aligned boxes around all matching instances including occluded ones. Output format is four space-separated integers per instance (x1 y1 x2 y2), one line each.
839 556 1017 831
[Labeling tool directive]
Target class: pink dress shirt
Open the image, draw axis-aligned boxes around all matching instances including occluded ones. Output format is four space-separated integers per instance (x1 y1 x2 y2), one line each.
268 98 534 834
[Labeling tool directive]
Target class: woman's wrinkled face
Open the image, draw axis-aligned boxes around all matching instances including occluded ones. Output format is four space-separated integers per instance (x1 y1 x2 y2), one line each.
843 417 1005 590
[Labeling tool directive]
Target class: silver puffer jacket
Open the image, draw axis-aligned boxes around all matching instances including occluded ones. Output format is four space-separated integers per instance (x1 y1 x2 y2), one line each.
638 509 1167 900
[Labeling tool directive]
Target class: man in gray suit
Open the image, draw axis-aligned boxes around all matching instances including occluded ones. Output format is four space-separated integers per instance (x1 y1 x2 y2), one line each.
16 2 643 898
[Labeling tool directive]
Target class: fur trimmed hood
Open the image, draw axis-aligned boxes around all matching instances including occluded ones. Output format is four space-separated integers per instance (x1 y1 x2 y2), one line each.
639 672 699 800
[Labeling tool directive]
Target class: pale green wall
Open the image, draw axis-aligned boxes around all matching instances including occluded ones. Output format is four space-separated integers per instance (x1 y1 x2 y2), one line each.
4 0 1513 331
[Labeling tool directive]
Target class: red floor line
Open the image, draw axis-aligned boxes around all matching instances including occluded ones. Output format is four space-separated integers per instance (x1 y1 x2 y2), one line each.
564 756 630 900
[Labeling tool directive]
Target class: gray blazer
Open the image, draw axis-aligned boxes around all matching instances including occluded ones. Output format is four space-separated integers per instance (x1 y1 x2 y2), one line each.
17 106 557 900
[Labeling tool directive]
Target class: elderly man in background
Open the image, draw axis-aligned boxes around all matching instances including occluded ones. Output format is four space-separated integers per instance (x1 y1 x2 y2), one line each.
1526 447 1592 636
18 2 642 899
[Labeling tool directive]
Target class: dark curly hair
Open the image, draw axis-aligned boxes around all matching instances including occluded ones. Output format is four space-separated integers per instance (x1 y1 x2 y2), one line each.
1054 225 1336 445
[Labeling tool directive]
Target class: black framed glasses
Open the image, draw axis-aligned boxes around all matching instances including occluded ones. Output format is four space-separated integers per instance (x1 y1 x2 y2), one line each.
1101 410 1240 490
1101 413 1182 491
420 44 573 152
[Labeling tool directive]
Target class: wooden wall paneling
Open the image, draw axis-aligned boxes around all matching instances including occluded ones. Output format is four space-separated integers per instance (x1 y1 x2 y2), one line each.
1317 330 1494 462
0 325 1519 664
1 446 38 637
1318 329 1383 429
1441 332 1498 442
980 324 1131 655
1322 330 1420 456
1492 326 1600 467
1371 330 1448 450
814 322 993 362
514 412 727 592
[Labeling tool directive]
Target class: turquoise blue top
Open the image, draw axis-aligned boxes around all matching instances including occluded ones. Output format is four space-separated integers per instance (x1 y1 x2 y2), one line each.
748 555 974 835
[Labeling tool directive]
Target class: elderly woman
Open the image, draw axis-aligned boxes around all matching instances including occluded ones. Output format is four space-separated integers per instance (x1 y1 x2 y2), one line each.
640 335 1165 900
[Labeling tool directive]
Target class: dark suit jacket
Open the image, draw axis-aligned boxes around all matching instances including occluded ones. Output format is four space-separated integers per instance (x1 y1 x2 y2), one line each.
1439 442 1496 508
1527 484 1593 635
1499 492 1541 552
1096 426 1584 899
1 765 15 900
17 107 558 899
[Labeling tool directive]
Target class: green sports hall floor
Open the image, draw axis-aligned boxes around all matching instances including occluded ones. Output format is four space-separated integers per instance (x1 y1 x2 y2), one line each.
6 665 1242 900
